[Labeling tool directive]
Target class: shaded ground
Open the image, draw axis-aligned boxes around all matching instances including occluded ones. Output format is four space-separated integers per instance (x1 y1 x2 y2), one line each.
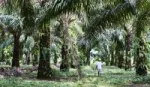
0 65 78 82
125 84 150 87
0 65 150 87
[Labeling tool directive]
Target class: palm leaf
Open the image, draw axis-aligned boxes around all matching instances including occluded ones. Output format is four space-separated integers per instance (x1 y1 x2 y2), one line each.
0 15 23 33
20 0 35 35
2 0 35 35
85 2 135 35
38 0 98 27
136 0 150 12
0 36 13 48
135 10 150 37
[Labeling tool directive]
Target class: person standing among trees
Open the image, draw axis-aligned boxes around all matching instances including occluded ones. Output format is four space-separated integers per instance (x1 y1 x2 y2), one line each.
96 58 103 76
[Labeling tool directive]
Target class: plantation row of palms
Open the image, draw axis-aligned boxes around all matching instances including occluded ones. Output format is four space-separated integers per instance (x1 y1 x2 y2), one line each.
0 0 150 79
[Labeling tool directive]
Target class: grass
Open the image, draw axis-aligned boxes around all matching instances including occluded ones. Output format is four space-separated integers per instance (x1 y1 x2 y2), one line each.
0 77 75 87
0 65 150 87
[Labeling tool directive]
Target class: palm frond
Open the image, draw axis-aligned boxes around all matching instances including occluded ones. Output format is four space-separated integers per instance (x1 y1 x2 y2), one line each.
77 33 99 51
51 35 63 44
0 36 13 48
102 0 123 8
85 2 135 35
3 0 35 35
136 0 150 13
135 10 150 37
0 20 5 29
20 0 35 35
38 0 99 27
2 0 21 13
24 36 35 51
0 15 23 33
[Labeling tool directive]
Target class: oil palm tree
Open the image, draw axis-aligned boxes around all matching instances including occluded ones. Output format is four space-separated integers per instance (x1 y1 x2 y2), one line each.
52 14 83 71
124 25 133 70
36 0 100 78
0 0 35 67
38 0 150 76
0 0 99 78
84 0 150 76
134 10 150 76
58 13 76 71
0 15 23 67
77 0 134 66
113 30 125 68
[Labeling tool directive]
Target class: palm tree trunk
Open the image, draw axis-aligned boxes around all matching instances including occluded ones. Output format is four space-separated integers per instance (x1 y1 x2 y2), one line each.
75 55 82 79
60 14 70 72
70 56 74 68
37 27 51 79
136 39 147 76
73 45 82 78
60 44 69 71
114 50 118 66
125 51 131 70
1 49 4 62
125 32 131 70
105 56 109 66
54 50 57 65
12 32 20 67
110 51 115 65
106 46 111 66
26 52 30 65
118 51 124 68
86 48 91 65
33 44 39 66
33 54 38 66
0 31 5 62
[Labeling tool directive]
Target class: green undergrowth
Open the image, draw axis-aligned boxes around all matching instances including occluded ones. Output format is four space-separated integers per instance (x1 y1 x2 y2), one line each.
0 77 115 87
51 68 77 77
0 65 150 87
0 77 75 87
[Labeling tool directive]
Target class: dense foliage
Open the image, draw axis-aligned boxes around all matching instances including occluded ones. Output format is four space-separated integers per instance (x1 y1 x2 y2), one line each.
0 0 150 86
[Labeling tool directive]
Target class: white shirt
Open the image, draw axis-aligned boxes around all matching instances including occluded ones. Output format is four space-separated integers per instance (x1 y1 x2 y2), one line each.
96 61 102 70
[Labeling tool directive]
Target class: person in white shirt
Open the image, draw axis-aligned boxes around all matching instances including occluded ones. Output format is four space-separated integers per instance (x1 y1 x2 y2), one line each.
96 59 103 76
